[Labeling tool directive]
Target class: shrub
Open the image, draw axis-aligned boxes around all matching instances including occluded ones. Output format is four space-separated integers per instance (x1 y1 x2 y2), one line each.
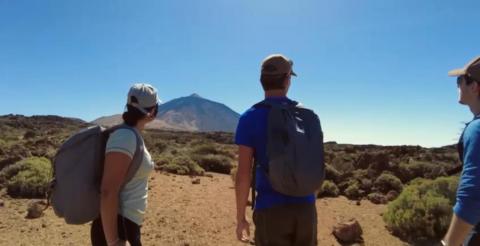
386 190 399 201
338 179 356 193
383 176 458 243
205 132 234 144
352 169 368 180
319 180 339 197
154 141 168 154
344 181 361 199
192 143 221 155
344 146 357 154
191 154 233 174
0 139 8 149
159 156 204 176
436 153 460 164
369 153 390 172
191 143 234 159
397 160 446 183
23 130 36 139
325 164 342 183
0 157 51 198
360 179 373 193
390 145 421 158
354 153 372 169
324 151 336 164
419 152 434 162
173 135 190 145
331 156 354 174
153 155 173 171
367 192 387 204
348 170 373 194
374 172 403 193
426 165 447 180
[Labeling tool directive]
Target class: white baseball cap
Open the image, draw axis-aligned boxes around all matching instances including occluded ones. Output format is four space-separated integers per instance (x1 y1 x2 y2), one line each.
127 83 160 114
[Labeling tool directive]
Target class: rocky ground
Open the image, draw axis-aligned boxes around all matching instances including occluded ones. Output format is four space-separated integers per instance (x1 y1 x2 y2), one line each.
0 172 408 246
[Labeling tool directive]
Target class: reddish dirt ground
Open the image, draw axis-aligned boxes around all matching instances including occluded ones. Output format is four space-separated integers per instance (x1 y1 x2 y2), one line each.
0 172 408 246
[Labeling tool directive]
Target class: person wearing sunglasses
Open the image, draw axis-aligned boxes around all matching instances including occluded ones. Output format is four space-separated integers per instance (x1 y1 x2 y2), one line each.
443 56 480 246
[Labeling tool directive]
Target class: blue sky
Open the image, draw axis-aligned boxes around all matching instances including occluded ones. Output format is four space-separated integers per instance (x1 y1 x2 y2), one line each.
1 0 479 147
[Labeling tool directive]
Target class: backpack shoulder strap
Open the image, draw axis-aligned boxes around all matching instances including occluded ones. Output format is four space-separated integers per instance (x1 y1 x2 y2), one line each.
449 116 480 175
107 124 145 186
249 101 270 209
251 159 258 210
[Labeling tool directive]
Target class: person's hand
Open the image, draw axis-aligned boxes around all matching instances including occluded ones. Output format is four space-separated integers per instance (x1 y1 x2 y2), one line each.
236 218 250 243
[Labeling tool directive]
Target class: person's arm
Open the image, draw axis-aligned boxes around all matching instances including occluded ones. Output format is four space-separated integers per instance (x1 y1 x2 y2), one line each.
100 152 131 246
443 214 473 246
235 145 254 242
443 122 480 245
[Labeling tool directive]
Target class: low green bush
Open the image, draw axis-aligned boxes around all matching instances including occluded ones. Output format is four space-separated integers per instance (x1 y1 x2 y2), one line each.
0 157 51 198
344 181 361 199
369 153 390 172
191 143 234 159
319 180 339 197
374 172 403 193
367 192 387 204
0 139 8 148
158 156 204 176
204 132 235 145
154 141 168 154
397 161 447 183
352 169 368 180
354 153 374 169
153 154 173 170
191 154 233 174
331 156 354 174
192 143 220 155
383 176 458 243
360 178 373 193
325 164 342 183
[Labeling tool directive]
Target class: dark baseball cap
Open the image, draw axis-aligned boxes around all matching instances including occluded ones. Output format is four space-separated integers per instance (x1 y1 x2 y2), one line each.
261 54 297 76
448 56 480 81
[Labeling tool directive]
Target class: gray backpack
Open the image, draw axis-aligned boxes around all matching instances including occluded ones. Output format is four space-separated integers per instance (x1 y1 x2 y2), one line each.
254 100 325 198
49 124 144 225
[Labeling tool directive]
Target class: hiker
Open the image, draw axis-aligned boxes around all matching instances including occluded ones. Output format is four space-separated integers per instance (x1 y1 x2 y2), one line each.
442 56 480 246
234 54 324 246
91 83 159 246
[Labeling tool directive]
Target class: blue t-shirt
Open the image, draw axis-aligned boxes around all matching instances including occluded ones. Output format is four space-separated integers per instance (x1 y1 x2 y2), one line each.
234 97 316 210
454 116 480 225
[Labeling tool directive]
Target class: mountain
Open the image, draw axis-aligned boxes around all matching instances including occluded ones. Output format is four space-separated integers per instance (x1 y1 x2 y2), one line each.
92 94 240 132
157 94 240 132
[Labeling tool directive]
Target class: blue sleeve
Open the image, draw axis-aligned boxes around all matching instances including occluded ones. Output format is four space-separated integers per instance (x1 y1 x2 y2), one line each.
454 120 480 225
234 112 254 148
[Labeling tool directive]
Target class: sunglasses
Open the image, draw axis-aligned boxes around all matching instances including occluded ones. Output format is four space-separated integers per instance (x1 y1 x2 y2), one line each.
457 75 474 86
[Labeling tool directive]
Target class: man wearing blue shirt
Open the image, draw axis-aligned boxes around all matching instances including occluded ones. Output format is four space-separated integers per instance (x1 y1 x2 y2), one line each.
443 56 480 246
235 54 318 246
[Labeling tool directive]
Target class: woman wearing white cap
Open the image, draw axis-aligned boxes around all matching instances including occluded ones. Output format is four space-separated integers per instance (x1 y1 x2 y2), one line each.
443 56 480 246
90 83 159 246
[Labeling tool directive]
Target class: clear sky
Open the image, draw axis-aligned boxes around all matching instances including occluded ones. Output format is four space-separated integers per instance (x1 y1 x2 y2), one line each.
1 0 479 147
